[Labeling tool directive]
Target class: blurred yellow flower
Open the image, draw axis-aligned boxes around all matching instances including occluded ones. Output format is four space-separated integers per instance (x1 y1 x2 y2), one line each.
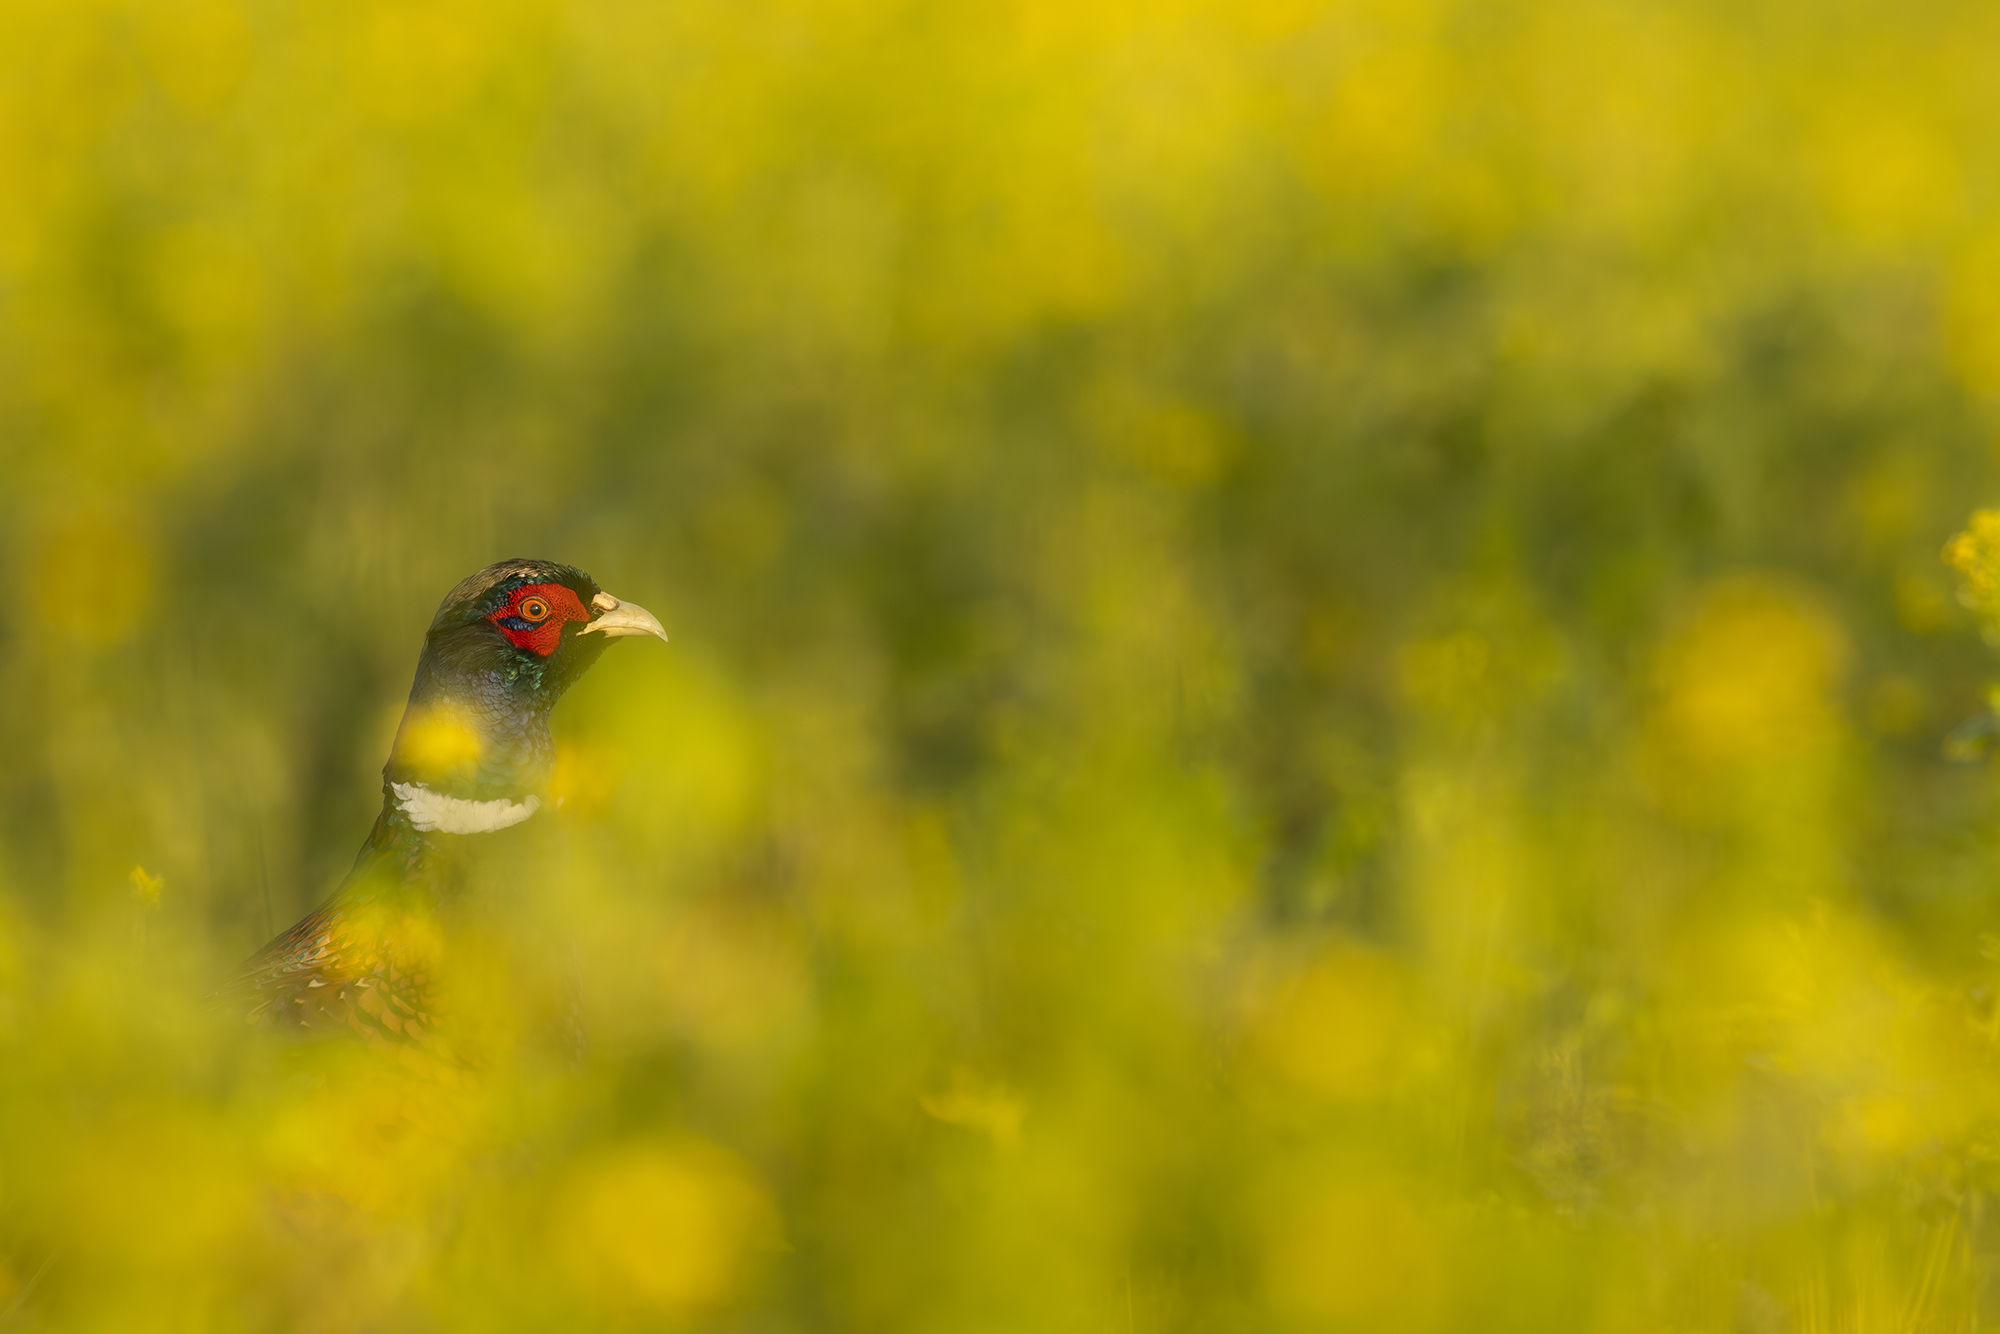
1246 942 1410 1102
128 865 162 906
1946 508 2000 627
552 1139 780 1314
392 705 484 774
1259 1169 1449 1329
920 1067 1027 1146
28 511 155 648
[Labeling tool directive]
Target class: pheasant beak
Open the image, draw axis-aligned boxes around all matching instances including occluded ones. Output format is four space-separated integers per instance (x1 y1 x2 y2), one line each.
580 591 669 642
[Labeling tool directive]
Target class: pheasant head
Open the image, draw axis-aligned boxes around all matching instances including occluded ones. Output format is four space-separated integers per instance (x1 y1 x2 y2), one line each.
382 558 668 834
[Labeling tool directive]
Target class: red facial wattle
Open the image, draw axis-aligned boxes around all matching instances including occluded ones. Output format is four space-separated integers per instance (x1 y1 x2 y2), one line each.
488 582 591 656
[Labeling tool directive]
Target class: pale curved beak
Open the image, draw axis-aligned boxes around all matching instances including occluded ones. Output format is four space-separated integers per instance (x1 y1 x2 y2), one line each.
580 591 668 642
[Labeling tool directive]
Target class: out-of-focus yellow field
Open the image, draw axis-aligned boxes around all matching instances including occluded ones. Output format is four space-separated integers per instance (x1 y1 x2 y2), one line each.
9 0 2000 1328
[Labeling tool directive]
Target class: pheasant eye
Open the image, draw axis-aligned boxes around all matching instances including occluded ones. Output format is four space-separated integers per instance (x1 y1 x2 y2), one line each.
518 596 551 622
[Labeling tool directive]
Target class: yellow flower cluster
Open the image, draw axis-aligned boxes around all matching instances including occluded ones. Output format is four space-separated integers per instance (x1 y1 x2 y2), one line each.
1945 509 2000 627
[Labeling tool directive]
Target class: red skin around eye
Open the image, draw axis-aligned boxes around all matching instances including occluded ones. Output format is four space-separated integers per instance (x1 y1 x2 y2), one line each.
488 583 591 656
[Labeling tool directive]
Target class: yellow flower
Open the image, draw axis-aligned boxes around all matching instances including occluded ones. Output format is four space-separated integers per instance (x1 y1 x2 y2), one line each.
1944 508 2000 624
129 866 163 907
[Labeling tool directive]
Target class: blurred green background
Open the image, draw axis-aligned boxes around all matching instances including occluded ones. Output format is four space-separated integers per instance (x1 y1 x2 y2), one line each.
9 0 2000 1328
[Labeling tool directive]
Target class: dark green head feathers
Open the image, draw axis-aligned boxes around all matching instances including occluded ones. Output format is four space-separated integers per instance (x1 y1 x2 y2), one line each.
386 558 668 818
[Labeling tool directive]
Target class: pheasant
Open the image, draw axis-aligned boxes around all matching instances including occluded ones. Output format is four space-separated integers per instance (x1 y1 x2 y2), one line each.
230 558 667 1042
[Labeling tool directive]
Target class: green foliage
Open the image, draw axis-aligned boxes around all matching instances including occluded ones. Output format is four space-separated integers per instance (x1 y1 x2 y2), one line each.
8 0 2000 1328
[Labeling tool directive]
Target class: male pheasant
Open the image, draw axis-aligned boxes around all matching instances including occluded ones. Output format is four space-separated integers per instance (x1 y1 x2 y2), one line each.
229 559 667 1041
